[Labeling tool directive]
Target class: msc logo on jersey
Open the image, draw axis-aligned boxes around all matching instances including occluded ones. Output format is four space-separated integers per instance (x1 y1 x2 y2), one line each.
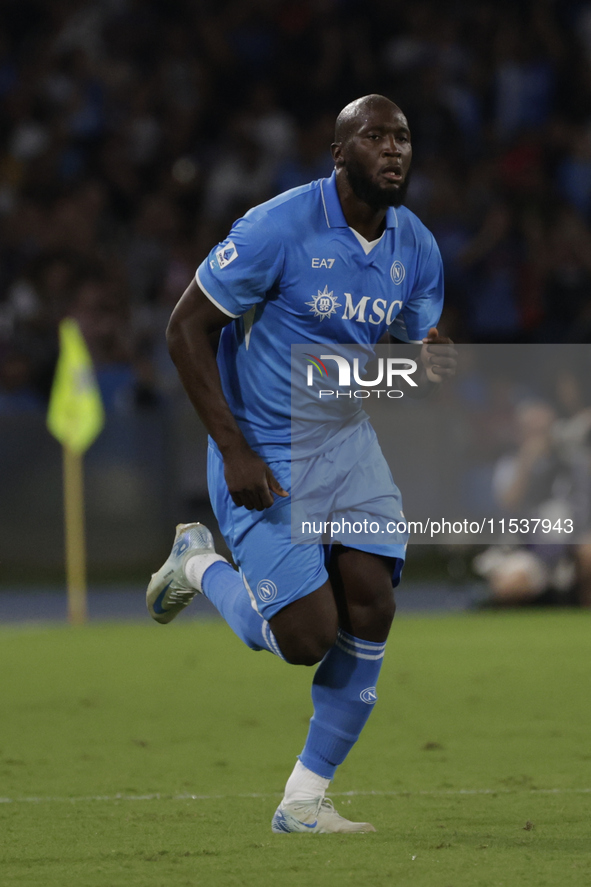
215 241 238 269
390 260 405 285
360 687 378 704
306 285 342 321
306 289 404 325
257 579 278 602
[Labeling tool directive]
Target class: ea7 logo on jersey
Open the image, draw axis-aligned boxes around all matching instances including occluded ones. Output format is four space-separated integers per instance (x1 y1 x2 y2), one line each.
311 257 335 269
215 241 238 269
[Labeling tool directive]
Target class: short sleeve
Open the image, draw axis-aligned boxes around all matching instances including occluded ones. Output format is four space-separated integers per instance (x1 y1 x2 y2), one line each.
195 215 285 318
388 233 444 343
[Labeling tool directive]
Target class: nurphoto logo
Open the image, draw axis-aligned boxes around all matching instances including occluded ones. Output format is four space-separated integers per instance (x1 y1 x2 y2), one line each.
304 353 418 398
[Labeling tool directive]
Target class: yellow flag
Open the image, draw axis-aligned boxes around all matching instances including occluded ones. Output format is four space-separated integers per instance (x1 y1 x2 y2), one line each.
47 318 104 454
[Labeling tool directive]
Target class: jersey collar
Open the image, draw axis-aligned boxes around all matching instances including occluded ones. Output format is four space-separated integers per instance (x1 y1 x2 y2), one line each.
320 170 399 229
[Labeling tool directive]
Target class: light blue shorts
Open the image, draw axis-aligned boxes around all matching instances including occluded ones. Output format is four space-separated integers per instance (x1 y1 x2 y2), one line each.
207 421 407 621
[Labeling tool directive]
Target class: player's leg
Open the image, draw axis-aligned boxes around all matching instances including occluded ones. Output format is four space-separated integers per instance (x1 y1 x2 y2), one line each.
273 549 395 832
329 545 397 639
147 446 339 661
292 423 405 778
274 424 405 832
299 547 396 779
197 557 337 662
147 527 299 658
201 446 340 660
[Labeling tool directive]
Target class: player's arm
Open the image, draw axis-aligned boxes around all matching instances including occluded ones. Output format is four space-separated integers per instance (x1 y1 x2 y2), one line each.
167 279 288 511
388 231 455 395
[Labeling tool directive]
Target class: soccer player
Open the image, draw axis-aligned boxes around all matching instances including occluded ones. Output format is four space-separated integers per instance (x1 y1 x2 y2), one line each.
147 95 455 833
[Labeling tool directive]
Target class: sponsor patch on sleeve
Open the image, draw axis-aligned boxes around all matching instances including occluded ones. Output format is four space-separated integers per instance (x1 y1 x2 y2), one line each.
215 240 238 270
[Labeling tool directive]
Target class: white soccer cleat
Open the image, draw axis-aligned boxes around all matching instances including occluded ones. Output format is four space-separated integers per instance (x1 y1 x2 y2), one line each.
271 797 376 834
147 522 221 624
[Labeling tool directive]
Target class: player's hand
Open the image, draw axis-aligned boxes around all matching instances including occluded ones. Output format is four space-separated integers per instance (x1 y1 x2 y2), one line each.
421 327 457 383
223 445 289 511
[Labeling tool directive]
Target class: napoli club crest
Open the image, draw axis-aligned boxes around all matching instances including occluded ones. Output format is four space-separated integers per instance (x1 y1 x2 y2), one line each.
390 260 405 285
257 579 278 602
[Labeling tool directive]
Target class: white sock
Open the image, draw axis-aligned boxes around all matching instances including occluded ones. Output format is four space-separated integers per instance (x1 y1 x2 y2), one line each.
184 553 227 591
282 759 331 804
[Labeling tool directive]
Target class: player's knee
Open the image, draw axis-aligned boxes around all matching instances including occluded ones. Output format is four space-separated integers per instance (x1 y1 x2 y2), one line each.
354 588 396 637
382 594 396 624
281 627 337 666
269 581 338 665
285 646 329 667
372 596 396 631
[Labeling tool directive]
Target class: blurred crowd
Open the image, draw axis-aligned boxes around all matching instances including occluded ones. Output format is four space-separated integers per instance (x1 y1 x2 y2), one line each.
4 0 591 410
455 359 591 606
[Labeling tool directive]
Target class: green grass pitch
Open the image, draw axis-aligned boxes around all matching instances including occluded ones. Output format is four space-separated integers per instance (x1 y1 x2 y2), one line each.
0 610 590 886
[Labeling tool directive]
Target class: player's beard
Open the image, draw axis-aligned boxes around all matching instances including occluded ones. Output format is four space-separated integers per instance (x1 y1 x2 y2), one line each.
345 161 411 209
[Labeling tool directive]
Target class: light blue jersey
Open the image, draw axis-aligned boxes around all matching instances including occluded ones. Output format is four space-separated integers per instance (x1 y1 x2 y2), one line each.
196 171 443 459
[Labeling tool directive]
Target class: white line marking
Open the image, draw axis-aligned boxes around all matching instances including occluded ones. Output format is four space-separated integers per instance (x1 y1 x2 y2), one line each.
0 788 589 805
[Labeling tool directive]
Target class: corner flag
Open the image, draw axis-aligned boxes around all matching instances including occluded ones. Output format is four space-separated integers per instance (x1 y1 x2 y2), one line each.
47 318 104 625
47 318 104 453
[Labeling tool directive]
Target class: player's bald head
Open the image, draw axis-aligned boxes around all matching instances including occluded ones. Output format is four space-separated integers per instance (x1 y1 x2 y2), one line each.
334 95 403 145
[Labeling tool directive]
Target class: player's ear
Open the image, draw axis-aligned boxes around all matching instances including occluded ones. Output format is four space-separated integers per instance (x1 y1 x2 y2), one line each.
331 142 344 167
